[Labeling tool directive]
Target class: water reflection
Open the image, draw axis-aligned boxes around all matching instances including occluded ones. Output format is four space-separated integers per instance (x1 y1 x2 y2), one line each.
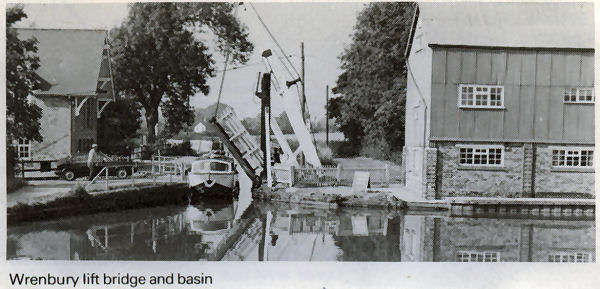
7 201 595 262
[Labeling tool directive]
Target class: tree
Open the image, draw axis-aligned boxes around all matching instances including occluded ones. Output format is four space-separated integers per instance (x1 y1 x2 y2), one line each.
330 2 414 159
6 5 42 143
110 2 253 144
97 97 141 156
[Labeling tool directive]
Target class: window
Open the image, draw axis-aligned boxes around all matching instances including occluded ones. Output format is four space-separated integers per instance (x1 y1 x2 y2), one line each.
17 139 31 159
456 251 500 262
548 252 592 263
564 87 594 103
552 148 593 168
458 85 504 108
459 145 503 166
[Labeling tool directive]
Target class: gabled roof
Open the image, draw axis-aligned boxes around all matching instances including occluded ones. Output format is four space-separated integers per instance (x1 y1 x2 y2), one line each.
15 28 109 96
417 2 594 49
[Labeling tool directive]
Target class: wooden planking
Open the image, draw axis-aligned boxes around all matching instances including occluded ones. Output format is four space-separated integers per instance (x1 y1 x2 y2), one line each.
460 50 477 83
446 49 462 84
533 86 550 139
443 83 459 137
505 53 522 85
443 48 461 137
458 109 475 138
503 84 521 139
547 88 564 140
535 52 552 87
490 51 507 85
431 48 593 143
518 85 535 139
431 49 447 84
519 51 537 86
564 53 582 86
563 105 581 140
430 83 446 137
550 53 567 86
574 105 594 142
475 50 492 84
473 110 491 139
487 110 504 138
580 53 594 86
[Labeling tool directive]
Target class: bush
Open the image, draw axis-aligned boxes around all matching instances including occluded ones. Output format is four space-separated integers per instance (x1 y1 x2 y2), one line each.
330 140 360 158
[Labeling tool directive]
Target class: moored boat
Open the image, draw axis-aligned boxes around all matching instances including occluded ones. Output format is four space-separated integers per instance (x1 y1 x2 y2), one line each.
188 152 239 198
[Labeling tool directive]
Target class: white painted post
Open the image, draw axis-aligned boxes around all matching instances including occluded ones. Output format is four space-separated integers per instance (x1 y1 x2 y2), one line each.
131 166 135 187
105 168 109 191
289 166 295 187
336 165 342 185
384 164 390 186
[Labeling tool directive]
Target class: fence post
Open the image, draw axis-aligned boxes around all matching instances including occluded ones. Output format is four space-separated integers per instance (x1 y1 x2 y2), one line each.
384 164 390 187
151 156 154 175
181 162 185 182
21 160 25 179
105 167 109 191
131 166 135 187
336 165 342 185
289 166 295 188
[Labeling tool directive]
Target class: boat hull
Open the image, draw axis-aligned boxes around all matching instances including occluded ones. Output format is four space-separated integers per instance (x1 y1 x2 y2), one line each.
189 173 238 198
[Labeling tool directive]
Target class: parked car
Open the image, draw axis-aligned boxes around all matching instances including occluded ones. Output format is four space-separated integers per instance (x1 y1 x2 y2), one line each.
55 153 137 181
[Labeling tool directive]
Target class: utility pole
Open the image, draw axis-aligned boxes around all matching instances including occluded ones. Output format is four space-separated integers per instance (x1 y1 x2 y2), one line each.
259 72 272 187
326 85 329 147
299 42 306 166
300 42 306 121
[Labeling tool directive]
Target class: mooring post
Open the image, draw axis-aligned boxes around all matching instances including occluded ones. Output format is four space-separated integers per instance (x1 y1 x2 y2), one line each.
384 164 390 186
105 168 109 191
289 165 295 187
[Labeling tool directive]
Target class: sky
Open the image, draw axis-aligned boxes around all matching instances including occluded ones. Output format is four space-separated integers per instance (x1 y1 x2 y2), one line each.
14 2 366 119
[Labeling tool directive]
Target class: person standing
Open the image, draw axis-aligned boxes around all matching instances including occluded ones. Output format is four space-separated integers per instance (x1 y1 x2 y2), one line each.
88 144 98 180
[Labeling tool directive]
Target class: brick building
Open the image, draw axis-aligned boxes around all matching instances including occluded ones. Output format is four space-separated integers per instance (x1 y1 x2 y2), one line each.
403 3 595 199
14 28 114 167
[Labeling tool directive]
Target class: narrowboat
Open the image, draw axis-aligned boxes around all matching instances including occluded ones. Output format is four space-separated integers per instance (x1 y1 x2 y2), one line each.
188 152 239 198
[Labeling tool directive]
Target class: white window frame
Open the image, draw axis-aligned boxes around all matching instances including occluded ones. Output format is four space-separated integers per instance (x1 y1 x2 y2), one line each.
458 84 505 109
548 252 592 263
17 139 31 160
456 251 500 262
457 145 504 167
563 87 595 104
550 147 594 168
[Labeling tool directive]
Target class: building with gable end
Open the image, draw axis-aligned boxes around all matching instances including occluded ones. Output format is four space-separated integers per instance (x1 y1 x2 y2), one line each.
13 28 115 171
403 3 594 199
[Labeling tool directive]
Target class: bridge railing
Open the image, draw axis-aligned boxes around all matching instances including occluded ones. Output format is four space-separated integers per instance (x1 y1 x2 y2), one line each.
84 162 187 192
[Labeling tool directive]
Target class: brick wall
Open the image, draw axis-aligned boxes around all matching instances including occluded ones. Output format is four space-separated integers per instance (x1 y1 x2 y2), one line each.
424 148 438 199
534 144 595 196
29 95 71 160
436 143 524 198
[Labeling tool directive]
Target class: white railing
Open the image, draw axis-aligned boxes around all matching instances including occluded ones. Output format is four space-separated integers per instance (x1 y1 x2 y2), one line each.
84 162 187 192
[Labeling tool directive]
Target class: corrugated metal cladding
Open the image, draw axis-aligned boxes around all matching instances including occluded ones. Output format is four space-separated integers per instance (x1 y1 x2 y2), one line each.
429 47 594 144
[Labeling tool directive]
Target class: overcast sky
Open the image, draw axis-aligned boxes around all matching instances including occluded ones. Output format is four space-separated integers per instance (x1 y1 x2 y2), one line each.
14 2 366 119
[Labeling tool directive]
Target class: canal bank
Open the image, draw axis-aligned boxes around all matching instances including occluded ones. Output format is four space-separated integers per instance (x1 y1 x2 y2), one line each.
252 184 595 218
7 183 192 225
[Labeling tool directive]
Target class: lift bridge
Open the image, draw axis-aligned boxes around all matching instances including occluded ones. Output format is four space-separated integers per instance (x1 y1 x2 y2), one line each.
209 49 321 187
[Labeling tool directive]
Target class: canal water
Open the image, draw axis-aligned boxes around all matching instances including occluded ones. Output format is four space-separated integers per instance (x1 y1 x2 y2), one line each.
7 192 595 262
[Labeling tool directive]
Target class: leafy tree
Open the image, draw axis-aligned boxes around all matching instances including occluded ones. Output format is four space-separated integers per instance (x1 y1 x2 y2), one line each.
6 5 42 143
330 2 414 159
110 2 253 144
97 97 141 156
